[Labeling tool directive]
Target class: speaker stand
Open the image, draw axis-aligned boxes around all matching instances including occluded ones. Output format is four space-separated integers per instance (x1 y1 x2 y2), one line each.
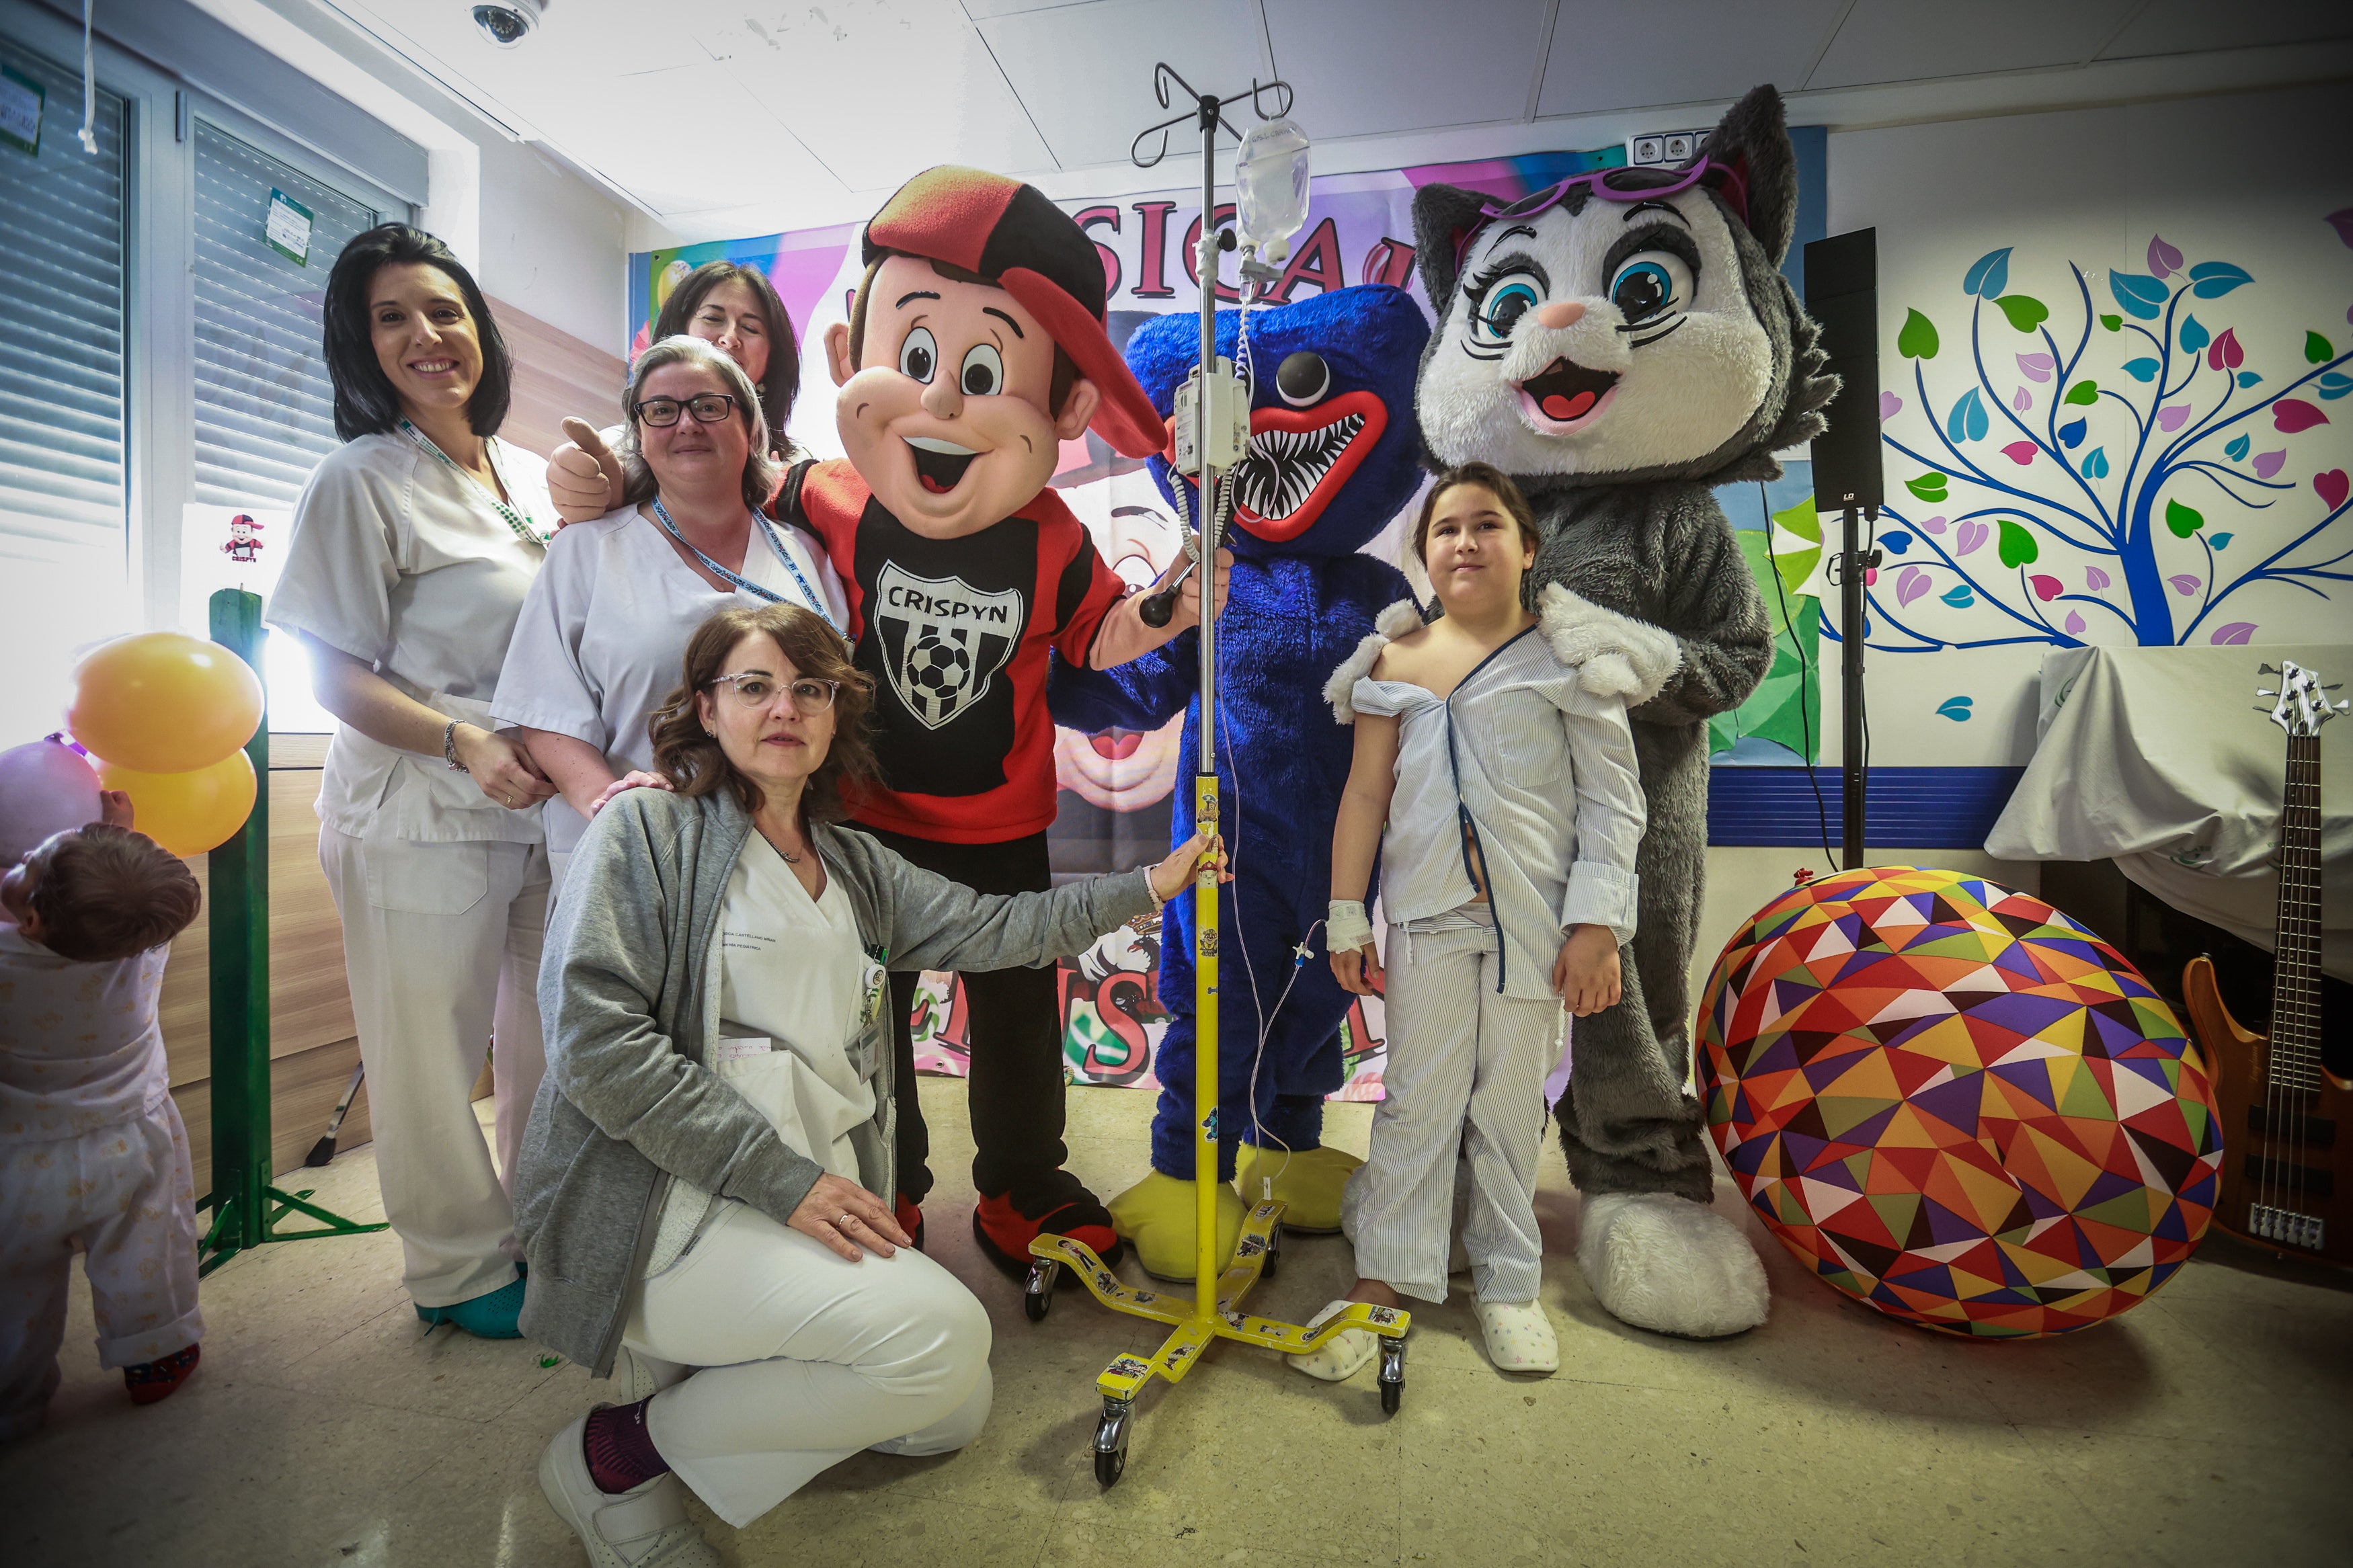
1837 505 1880 869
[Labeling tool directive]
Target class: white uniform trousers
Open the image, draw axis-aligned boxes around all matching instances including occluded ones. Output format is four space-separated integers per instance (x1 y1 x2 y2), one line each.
625 1199 992 1529
321 827 549 1307
1343 906 1562 1305
0 1102 204 1438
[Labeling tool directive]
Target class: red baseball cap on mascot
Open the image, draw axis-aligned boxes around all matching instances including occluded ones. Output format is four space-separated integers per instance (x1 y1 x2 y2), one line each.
863 166 1166 460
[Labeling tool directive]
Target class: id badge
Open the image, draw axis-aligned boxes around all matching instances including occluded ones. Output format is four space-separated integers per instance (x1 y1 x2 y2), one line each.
857 958 888 1030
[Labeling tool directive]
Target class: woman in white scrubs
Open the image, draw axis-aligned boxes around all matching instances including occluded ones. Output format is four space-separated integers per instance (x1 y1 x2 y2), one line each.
266 225 556 1338
491 336 841 881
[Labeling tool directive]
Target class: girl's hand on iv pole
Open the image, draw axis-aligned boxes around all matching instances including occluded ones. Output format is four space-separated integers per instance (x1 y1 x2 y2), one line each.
1554 925 1622 1016
1148 831 1230 905
454 725 560 811
1332 943 1384 997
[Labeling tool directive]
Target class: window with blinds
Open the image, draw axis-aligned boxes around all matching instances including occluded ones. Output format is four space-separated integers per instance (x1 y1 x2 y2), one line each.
0 44 127 565
192 120 381 507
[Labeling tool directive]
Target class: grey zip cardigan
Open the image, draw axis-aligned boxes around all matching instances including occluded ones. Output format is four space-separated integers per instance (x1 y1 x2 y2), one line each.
512 786 1154 1375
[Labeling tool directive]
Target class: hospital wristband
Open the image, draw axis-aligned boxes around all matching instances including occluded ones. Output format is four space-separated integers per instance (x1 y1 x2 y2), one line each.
1326 899 1374 954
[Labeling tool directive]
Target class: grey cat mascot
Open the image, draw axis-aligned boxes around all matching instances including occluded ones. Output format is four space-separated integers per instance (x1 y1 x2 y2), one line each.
1408 85 1835 1337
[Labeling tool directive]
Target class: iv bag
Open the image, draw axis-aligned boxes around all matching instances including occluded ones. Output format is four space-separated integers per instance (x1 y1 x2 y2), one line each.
1235 118 1310 254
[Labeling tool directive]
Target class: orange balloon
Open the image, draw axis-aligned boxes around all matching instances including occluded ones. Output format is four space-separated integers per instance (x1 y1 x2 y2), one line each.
69 632 264 774
97 750 257 858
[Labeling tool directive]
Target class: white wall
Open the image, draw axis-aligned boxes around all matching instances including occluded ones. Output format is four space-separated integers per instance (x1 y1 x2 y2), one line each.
1817 81 2353 768
471 134 627 351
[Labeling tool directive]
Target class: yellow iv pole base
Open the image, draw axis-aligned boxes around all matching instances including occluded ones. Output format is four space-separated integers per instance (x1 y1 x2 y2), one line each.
1025 1202 1410 1485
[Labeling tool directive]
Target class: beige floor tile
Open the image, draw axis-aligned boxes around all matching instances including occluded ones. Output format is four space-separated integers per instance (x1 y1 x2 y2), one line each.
722 1493 1056 1568
2013 1423 2353 1568
1396 1366 2075 1568
19 1073 2353 1567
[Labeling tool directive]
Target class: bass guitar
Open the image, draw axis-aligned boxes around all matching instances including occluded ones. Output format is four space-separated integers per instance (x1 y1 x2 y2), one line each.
2183 658 2350 1266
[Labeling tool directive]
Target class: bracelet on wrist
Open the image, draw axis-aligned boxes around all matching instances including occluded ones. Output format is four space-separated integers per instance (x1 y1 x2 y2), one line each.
442 719 468 773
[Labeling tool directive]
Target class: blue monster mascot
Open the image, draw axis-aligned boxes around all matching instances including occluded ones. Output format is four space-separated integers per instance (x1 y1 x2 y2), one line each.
1051 284 1429 1279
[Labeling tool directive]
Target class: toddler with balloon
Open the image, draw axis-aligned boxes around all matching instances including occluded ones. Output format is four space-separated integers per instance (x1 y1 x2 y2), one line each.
1 771 208 1438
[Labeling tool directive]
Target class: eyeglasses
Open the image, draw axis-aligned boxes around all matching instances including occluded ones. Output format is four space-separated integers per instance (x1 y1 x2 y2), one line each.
707 671 839 715
633 393 742 427
1450 158 1745 267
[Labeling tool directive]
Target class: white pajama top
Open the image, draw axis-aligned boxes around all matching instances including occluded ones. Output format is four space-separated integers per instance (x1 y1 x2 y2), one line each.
0 924 171 1141
265 431 552 844
488 505 844 854
1338 600 1652 1001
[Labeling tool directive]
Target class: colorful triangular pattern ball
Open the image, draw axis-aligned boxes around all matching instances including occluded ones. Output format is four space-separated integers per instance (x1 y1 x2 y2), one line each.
1697 866 2221 1338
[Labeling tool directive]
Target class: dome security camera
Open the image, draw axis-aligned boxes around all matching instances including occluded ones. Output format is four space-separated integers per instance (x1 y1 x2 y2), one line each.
471 1 545 47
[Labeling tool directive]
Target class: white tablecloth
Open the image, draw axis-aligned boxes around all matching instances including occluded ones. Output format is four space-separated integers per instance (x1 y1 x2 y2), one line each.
1985 645 2350 981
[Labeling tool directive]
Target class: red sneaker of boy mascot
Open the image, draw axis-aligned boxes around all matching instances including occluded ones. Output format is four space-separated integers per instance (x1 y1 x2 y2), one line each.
786 169 1226 1274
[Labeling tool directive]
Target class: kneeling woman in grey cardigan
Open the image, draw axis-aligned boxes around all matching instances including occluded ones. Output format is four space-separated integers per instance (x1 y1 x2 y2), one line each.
516 602 1217 1563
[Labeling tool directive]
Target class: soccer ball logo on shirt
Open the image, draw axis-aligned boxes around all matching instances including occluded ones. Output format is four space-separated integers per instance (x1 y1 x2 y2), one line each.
871 561 1022 729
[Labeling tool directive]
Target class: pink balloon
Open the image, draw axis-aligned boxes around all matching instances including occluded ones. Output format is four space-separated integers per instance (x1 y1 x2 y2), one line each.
0 738 101 866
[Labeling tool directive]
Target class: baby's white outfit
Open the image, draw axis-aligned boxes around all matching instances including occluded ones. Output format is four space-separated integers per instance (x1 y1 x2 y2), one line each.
1330 590 1661 1304
0 925 204 1438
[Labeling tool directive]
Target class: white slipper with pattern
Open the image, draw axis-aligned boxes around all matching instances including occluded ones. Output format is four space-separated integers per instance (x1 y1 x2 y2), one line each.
1288 1298 1378 1383
1476 1298 1559 1374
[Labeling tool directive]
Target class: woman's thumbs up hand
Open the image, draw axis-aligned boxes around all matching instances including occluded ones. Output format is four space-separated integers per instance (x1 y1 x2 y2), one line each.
548 417 624 524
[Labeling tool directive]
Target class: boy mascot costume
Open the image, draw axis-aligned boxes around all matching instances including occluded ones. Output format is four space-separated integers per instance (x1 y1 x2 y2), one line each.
797 168 1236 1273
553 168 1230 1272
1052 284 1429 1278
1410 85 1835 1337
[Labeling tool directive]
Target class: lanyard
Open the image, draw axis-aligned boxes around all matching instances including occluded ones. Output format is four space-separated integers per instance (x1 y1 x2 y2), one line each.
397 420 547 546
649 497 837 630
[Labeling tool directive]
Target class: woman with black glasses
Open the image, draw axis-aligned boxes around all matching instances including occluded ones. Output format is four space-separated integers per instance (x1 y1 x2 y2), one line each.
493 336 843 886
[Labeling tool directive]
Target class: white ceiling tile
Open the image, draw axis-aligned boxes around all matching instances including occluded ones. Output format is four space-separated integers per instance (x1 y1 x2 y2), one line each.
960 0 1111 17
1263 0 1556 140
699 0 1053 190
980 0 1270 169
2100 0 2353 59
520 64 842 216
1536 0 1849 119
1808 0 2141 89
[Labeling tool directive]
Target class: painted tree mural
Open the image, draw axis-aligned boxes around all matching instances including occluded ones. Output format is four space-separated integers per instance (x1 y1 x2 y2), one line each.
1852 226 2352 668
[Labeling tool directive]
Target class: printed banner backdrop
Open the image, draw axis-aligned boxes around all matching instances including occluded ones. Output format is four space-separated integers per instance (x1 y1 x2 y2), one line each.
631 141 1825 1091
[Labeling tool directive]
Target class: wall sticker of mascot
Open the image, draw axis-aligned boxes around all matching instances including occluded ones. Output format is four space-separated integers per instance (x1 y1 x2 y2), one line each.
1053 283 1429 1280
1411 85 1837 1337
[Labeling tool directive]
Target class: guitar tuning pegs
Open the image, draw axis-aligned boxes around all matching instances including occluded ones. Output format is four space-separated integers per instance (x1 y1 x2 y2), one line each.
2258 663 2278 674
2256 688 2278 699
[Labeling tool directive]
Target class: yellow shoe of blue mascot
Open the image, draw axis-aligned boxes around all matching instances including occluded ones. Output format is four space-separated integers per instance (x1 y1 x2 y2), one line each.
1235 1144 1362 1233
1107 1172 1247 1282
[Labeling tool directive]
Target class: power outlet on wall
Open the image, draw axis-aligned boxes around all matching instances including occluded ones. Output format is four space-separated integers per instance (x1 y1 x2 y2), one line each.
1627 129 1711 167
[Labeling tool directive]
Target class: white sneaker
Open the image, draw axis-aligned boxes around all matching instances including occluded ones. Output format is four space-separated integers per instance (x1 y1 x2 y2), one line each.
1475 1299 1558 1374
1288 1298 1379 1383
539 1412 721 1568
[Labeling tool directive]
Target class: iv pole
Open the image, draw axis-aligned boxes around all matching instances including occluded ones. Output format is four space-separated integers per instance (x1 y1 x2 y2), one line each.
1019 64 1409 1490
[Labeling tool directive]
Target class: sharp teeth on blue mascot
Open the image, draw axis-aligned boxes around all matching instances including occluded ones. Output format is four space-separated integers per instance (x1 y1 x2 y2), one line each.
1048 283 1431 1282
1408 84 1837 1339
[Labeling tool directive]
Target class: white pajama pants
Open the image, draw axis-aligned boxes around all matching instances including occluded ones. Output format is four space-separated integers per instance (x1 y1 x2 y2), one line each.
321 827 549 1308
0 1104 204 1438
1343 907 1562 1305
625 1200 993 1529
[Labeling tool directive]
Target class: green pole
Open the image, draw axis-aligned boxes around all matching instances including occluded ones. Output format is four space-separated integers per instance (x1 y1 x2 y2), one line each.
197 589 383 1274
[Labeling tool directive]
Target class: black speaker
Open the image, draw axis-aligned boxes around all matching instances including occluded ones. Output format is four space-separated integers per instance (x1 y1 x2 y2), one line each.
1805 229 1881 513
